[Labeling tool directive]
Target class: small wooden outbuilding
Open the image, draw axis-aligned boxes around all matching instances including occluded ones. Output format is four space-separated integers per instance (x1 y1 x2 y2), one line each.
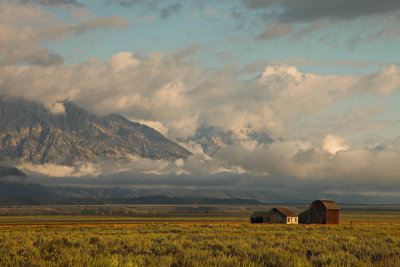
298 199 339 224
250 207 298 224
250 210 269 223
265 207 298 224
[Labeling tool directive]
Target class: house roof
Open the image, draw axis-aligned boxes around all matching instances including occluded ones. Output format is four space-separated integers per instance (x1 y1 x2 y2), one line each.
250 210 269 219
273 207 298 217
314 199 339 210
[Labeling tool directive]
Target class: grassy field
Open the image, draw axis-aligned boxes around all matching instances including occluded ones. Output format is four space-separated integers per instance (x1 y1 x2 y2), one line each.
340 211 400 224
1 207 400 266
1 209 400 226
0 223 399 266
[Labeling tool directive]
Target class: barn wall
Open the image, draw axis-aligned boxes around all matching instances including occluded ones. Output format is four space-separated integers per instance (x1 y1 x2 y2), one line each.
298 210 309 224
310 208 326 224
326 209 339 224
299 208 339 224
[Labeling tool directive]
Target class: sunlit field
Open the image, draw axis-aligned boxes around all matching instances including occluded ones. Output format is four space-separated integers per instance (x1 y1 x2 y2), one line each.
0 207 400 266
0 222 399 266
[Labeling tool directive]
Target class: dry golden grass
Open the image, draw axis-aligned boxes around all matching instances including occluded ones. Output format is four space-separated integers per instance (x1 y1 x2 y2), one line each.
0 213 399 266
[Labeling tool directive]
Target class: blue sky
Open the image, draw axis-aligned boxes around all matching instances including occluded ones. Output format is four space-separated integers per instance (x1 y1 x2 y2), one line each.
43 0 400 75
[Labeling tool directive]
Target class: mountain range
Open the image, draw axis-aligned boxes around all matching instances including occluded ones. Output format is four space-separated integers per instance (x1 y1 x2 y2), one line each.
178 126 273 155
0 97 191 166
3 97 386 205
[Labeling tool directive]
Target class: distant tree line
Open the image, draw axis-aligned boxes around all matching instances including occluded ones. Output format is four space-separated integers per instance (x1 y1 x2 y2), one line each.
0 196 262 207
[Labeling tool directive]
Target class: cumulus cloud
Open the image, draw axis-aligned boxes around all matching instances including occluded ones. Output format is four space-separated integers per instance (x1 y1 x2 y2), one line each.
1 48 64 66
213 136 400 186
1 51 400 141
106 51 140 72
357 65 400 95
2 1 400 195
0 2 129 66
322 135 349 154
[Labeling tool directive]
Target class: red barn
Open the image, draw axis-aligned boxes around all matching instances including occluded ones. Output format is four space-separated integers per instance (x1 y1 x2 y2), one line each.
298 199 339 224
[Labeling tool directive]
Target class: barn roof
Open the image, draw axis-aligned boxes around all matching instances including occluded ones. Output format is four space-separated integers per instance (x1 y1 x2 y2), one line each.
250 210 269 219
315 199 339 210
273 207 298 217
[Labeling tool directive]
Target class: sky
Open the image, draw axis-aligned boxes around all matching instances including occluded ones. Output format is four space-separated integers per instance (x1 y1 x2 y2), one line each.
1 0 400 201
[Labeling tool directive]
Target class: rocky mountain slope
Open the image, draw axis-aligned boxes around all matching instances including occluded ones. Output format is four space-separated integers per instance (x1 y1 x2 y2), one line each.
0 97 191 165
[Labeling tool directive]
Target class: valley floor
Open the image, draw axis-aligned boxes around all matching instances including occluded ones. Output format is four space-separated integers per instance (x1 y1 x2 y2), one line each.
0 209 399 266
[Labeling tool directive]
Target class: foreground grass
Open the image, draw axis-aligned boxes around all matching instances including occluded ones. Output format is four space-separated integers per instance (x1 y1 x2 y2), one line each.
0 223 399 266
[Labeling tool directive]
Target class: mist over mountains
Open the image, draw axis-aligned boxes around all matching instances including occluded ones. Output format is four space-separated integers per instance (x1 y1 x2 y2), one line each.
0 97 191 166
1 97 400 205
178 126 273 156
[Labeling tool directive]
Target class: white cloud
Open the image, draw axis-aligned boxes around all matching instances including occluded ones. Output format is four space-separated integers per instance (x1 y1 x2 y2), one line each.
357 65 400 95
1 5 400 187
106 51 140 72
16 134 400 192
1 52 400 142
19 162 101 177
49 102 66 114
322 135 349 154
0 2 129 66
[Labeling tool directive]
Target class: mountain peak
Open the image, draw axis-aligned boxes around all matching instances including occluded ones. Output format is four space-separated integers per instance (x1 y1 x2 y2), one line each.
0 97 191 166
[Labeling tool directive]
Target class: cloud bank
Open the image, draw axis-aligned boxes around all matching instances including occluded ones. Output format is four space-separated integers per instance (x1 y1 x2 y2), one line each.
2 54 400 199
2 44 400 188
3 51 399 139
19 136 400 199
